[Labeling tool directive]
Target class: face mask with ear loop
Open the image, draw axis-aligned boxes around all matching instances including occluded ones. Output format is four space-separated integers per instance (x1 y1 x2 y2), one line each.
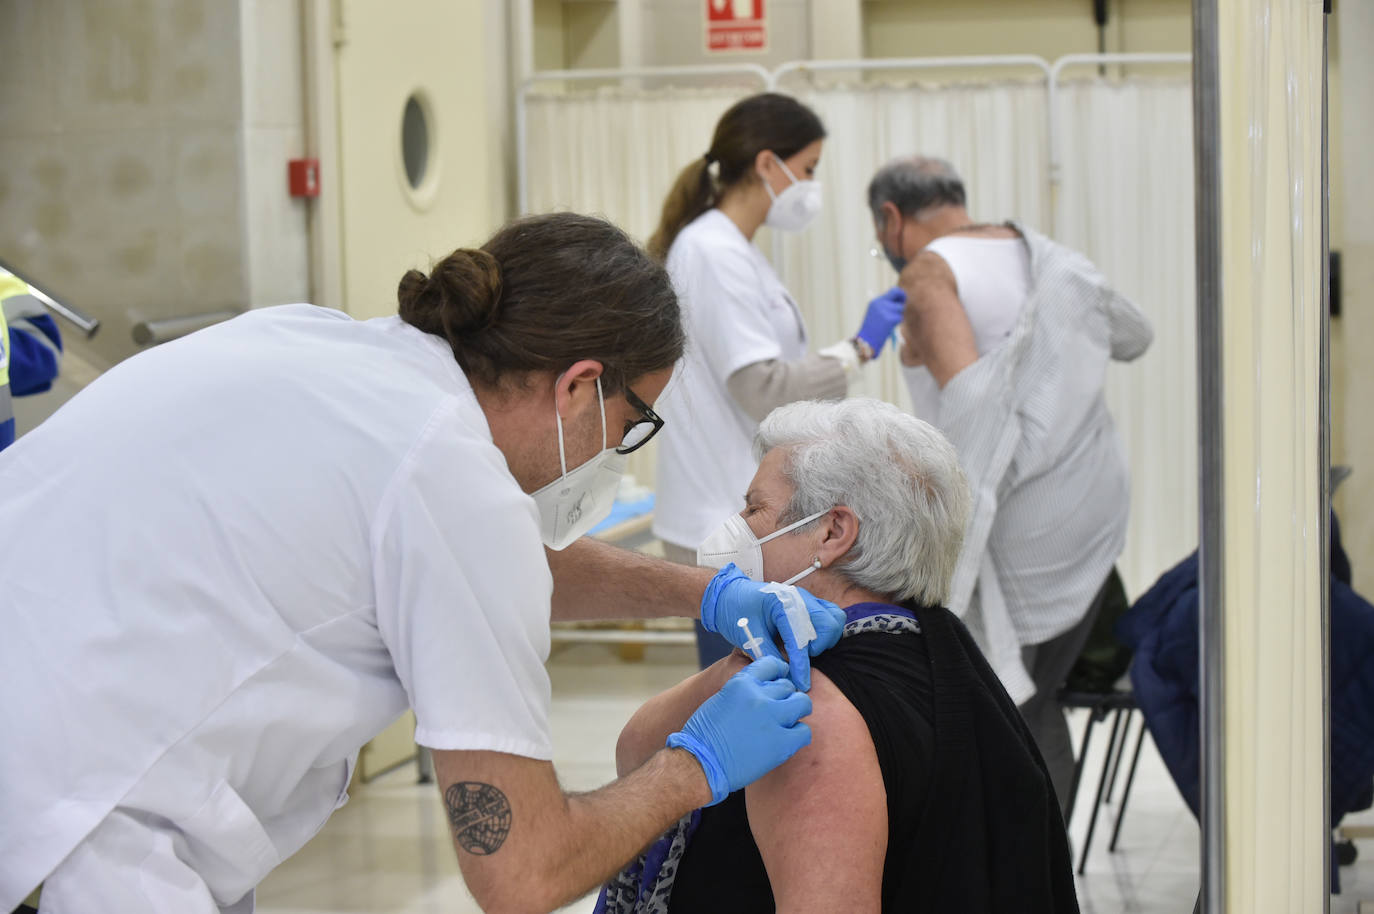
762 155 823 233
696 510 829 585
529 376 628 551
878 210 908 274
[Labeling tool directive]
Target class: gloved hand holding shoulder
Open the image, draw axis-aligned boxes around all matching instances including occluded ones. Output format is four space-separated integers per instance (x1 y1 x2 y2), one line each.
667 656 813 805
854 286 907 357
699 563 846 691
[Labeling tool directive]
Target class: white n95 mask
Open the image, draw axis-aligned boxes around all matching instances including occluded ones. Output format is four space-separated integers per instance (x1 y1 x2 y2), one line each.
762 156 822 233
696 510 828 584
531 377 627 551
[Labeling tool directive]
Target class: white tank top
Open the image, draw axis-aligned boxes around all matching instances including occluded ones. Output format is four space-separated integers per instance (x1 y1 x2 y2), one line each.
922 234 1031 356
901 234 1031 422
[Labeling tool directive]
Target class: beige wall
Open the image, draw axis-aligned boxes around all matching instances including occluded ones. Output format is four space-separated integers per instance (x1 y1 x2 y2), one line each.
565 1 621 70
863 0 1190 60
0 0 312 373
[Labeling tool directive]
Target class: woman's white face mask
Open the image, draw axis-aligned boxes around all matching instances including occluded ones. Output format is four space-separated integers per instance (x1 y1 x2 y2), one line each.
696 510 827 585
761 155 823 233
530 377 627 551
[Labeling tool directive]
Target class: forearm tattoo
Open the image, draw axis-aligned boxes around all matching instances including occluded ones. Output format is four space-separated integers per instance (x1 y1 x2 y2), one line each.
444 781 513 855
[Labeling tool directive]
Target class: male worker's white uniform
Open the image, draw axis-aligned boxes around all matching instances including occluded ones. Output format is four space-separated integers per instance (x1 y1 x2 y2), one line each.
0 305 555 913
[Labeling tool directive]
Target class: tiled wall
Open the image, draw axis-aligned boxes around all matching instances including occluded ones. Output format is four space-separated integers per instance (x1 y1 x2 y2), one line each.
0 0 309 369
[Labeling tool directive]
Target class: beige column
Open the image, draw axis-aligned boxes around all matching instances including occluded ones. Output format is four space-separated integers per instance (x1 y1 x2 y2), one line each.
1199 0 1328 910
807 0 863 59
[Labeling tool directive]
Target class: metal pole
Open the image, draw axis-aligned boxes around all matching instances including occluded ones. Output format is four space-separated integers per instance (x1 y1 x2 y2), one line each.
1319 4 1333 908
1192 0 1226 911
0 256 101 339
131 311 237 346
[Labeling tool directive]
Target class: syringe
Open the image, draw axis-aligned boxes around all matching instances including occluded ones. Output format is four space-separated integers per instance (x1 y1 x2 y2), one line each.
737 617 766 660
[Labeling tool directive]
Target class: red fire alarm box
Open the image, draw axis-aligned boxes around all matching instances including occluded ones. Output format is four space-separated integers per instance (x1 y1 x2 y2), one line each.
288 158 320 198
706 0 767 53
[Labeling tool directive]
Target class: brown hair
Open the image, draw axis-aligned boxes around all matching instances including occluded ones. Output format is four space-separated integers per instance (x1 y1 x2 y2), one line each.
398 212 683 393
646 92 826 261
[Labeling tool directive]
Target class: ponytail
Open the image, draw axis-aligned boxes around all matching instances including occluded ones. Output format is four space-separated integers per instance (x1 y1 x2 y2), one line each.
647 156 714 262
646 93 825 263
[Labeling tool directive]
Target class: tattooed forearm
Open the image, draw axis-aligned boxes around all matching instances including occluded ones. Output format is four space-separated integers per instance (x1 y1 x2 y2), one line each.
444 781 513 855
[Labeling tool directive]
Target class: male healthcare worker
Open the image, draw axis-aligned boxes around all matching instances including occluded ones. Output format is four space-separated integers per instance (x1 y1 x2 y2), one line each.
0 213 841 914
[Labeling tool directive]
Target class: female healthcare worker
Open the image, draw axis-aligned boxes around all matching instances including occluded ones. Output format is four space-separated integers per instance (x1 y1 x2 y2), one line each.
0 213 843 914
648 93 904 667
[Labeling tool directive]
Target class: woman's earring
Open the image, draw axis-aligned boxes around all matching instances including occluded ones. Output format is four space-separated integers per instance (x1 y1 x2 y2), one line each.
811 557 822 571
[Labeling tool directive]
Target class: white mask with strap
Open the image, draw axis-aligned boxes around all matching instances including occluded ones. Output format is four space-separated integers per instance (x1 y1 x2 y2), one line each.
696 509 827 585
762 155 823 233
530 377 627 551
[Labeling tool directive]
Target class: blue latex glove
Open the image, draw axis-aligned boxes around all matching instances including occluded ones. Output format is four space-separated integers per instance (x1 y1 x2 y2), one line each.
667 656 813 805
700 564 847 691
854 286 907 356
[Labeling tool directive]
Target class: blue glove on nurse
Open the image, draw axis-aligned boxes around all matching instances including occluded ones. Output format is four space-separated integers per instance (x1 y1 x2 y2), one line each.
667 656 813 805
854 286 907 357
700 564 846 691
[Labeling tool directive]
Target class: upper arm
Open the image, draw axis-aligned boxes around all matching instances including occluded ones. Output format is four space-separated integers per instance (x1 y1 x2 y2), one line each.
745 670 886 914
430 748 565 911
1105 288 1154 361
725 353 847 423
899 250 979 388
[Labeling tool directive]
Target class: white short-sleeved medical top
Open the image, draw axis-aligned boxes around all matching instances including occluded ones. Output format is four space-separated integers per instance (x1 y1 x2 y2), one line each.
652 210 809 550
0 305 554 910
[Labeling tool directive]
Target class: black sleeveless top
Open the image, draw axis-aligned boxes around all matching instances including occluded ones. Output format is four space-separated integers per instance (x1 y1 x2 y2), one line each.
668 603 1078 914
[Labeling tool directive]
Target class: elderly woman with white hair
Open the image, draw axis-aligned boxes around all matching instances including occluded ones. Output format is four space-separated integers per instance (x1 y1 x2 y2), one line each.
598 398 1078 914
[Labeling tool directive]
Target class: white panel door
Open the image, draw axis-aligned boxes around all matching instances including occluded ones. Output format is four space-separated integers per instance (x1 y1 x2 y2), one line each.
334 0 496 319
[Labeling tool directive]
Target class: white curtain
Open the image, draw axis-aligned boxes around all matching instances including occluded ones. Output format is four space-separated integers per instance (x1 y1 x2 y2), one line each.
521 74 1195 597
525 85 763 244
1054 77 1198 597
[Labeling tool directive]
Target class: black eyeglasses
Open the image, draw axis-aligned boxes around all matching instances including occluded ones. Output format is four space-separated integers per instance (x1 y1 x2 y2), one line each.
617 386 665 455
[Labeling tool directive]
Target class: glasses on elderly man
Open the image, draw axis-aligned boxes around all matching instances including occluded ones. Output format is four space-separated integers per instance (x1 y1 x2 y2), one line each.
617 386 664 455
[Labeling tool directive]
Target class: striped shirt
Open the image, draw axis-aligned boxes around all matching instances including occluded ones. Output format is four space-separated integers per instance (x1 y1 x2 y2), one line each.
904 224 1153 703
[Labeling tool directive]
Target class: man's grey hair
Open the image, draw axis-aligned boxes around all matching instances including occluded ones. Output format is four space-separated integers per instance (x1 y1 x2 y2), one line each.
867 156 967 222
754 398 971 606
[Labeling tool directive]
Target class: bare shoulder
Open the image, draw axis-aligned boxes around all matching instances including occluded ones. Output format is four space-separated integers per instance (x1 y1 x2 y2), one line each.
744 668 886 911
901 248 958 293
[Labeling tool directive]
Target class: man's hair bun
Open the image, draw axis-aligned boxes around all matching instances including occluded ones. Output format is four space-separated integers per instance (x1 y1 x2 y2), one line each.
396 248 503 339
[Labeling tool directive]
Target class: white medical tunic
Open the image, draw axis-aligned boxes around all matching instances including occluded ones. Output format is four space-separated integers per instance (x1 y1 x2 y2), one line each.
0 305 554 912
653 210 808 551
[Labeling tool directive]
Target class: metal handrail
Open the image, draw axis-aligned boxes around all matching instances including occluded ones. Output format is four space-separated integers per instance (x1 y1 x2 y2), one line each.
0 256 100 339
771 54 1052 85
132 310 238 347
516 63 773 214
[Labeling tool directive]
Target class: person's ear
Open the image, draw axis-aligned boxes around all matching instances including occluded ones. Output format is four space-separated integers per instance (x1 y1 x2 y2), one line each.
815 506 860 567
754 149 777 185
553 359 605 419
881 202 902 237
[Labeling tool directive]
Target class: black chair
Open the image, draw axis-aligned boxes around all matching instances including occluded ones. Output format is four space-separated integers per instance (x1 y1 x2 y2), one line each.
1058 688 1149 874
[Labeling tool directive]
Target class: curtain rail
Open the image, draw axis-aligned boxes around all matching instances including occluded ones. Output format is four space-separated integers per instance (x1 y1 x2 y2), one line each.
516 64 773 214
516 52 1191 236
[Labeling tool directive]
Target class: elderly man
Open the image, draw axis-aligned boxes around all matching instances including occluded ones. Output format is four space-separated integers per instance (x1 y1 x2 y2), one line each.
852 156 1153 815
600 398 1078 914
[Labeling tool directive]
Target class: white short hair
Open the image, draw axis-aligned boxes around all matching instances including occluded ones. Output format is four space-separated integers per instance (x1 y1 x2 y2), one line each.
754 398 971 606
